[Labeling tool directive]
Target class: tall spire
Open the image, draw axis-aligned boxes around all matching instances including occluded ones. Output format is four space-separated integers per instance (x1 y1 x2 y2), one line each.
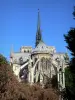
35 9 43 47
37 9 40 31
10 44 13 58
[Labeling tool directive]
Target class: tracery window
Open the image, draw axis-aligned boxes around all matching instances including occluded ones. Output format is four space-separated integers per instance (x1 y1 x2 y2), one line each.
28 50 29 53
24 50 26 53
14 59 17 63
19 57 23 65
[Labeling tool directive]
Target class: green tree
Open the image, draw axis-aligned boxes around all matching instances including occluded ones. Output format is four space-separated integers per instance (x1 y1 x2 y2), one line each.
73 6 75 19
65 67 73 88
64 6 75 100
0 54 8 64
0 54 27 100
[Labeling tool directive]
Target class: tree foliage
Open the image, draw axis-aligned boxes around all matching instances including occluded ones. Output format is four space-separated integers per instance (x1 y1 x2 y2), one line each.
0 54 27 100
0 54 8 65
51 75 58 89
64 28 75 57
0 54 59 100
65 67 73 88
64 28 75 72
73 6 75 19
64 6 75 100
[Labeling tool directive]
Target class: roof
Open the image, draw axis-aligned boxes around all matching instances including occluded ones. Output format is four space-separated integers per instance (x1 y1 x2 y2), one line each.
32 41 50 54
52 52 66 61
11 52 30 64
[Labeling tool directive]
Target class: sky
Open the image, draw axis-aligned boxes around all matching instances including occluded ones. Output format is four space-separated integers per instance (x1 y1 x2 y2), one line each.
0 0 75 61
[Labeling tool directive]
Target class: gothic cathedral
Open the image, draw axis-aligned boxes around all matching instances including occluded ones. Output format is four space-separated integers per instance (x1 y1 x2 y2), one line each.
10 10 69 89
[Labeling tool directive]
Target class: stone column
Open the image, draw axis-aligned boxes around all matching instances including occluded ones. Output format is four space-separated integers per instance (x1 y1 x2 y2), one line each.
57 72 59 88
35 60 40 83
62 70 65 89
28 57 32 84
38 60 40 71
51 66 52 78
30 68 34 85
62 61 65 89
59 72 62 91
35 74 38 82
28 72 30 83
39 59 43 84
18 74 21 82
40 74 43 84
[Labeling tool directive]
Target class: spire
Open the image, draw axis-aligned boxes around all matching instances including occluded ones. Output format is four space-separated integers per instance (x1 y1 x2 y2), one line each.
10 44 13 58
35 9 43 47
37 9 40 31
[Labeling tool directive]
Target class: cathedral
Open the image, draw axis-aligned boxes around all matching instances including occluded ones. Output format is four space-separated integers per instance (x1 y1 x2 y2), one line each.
10 10 69 89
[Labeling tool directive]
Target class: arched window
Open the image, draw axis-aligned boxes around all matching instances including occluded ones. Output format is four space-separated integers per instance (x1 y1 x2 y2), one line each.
14 59 17 63
24 50 26 53
35 58 37 62
42 46 43 48
15 66 18 70
19 57 23 65
28 50 29 53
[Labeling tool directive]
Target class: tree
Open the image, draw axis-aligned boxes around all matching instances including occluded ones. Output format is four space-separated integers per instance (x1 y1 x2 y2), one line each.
64 6 75 100
64 28 75 72
0 54 27 100
51 75 58 89
0 54 59 100
73 6 75 19
0 54 8 65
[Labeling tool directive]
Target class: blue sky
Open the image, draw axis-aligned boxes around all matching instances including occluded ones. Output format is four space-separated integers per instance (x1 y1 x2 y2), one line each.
0 0 75 60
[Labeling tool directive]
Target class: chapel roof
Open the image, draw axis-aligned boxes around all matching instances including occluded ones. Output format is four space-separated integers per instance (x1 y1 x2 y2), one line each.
32 41 50 54
11 52 30 64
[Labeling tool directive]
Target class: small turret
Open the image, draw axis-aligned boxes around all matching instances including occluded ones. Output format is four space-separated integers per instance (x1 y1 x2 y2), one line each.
10 45 13 65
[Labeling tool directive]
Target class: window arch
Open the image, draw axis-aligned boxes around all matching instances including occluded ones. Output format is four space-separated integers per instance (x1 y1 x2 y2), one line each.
19 57 23 65
24 50 26 53
28 50 29 53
